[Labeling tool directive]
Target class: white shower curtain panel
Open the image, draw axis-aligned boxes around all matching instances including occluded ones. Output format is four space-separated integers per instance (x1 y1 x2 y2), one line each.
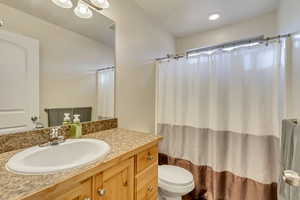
157 42 285 200
97 69 115 119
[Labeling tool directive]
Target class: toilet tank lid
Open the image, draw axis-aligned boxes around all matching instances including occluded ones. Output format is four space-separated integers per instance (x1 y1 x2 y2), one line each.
158 165 194 186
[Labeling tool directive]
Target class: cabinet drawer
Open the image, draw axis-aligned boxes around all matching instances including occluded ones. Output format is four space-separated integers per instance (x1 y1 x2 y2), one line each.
136 164 158 200
136 145 158 173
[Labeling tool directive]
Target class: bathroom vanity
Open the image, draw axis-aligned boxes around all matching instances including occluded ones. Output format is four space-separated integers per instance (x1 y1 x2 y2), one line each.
0 129 161 200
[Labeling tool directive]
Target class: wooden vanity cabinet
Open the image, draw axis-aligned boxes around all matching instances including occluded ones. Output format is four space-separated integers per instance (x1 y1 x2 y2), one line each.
25 144 158 200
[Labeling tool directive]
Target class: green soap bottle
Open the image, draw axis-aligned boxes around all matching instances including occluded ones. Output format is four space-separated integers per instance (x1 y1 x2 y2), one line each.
71 114 82 138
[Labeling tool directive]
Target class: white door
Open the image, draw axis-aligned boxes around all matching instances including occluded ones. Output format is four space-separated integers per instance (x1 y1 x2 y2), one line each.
0 30 39 134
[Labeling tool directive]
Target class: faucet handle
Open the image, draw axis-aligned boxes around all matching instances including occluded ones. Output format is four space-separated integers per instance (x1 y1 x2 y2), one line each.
50 128 56 138
50 127 60 138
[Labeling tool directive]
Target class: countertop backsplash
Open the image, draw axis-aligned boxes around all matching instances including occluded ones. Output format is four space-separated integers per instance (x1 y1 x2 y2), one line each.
0 118 118 154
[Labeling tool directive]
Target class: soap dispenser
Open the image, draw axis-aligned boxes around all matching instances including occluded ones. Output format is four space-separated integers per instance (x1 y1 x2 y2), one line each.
70 114 82 138
63 113 71 125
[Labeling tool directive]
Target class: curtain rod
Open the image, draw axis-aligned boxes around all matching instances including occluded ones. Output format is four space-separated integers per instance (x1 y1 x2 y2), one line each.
156 54 185 61
187 33 294 55
187 35 264 55
156 32 297 61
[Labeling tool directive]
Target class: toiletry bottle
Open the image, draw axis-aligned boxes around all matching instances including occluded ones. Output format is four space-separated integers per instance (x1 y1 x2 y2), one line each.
72 114 82 138
63 113 71 125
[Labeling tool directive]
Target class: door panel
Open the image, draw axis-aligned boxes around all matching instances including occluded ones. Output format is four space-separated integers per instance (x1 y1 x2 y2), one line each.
0 30 39 133
95 158 134 200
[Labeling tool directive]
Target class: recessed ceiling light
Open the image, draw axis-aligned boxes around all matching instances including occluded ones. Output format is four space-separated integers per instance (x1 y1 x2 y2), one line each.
209 13 220 21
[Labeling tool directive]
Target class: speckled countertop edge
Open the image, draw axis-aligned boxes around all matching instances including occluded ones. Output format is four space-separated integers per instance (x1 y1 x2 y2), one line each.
0 128 162 200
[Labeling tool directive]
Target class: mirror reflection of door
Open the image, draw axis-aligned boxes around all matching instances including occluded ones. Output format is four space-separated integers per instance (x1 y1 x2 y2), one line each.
0 30 39 134
97 67 115 120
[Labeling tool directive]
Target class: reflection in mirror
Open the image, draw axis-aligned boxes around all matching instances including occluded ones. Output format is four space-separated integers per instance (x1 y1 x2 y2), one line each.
97 67 115 120
0 0 115 133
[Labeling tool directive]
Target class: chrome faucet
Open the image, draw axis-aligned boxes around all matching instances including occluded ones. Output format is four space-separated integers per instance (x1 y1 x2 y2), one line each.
49 127 65 145
40 127 65 147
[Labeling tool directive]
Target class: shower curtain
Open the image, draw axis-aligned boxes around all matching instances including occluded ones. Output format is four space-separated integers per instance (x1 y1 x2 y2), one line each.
156 42 286 200
97 69 115 119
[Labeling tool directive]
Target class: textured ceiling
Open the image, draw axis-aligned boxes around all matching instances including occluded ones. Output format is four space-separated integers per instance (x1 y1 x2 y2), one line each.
134 0 280 37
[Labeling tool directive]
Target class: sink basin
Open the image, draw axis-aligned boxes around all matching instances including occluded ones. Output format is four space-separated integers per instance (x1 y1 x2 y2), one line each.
6 139 110 175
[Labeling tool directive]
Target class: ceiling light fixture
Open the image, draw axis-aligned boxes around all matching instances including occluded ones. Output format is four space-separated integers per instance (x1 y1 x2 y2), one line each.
52 0 110 19
52 0 73 8
209 13 221 21
90 0 110 8
74 1 93 18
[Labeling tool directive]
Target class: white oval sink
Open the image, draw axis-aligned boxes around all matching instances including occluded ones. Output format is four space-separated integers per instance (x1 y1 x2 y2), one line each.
6 139 110 175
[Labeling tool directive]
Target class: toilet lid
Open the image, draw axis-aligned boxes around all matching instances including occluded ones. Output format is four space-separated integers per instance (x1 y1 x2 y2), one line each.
158 165 194 186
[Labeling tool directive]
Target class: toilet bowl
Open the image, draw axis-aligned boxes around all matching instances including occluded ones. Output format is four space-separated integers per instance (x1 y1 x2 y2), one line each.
158 165 195 200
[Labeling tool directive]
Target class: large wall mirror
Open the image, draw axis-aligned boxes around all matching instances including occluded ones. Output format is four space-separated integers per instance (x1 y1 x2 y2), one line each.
0 0 116 133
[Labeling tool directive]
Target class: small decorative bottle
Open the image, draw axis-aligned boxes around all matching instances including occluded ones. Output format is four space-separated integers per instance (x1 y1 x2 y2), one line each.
71 114 82 138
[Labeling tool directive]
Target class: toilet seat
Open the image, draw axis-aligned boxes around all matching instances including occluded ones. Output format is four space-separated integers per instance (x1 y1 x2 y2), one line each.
158 165 195 194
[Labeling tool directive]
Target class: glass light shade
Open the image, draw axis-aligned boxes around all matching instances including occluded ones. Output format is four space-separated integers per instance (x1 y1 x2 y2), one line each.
74 2 93 19
209 13 220 21
52 0 73 8
90 0 110 8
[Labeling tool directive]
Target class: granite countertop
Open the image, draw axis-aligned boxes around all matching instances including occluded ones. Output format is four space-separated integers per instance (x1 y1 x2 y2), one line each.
0 128 162 200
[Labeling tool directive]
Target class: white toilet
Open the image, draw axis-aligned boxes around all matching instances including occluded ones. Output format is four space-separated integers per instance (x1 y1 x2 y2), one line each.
158 165 195 200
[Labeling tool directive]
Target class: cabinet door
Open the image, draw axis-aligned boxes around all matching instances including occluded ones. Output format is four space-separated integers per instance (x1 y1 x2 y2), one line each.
54 178 92 200
95 158 134 200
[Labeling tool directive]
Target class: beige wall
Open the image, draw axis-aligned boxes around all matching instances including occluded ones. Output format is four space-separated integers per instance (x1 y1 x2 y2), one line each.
0 3 115 126
102 0 175 133
176 11 278 54
278 0 300 34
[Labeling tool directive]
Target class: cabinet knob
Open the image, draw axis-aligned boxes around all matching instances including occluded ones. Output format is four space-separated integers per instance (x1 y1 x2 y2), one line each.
84 198 91 200
97 189 107 196
147 155 154 161
147 185 153 192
